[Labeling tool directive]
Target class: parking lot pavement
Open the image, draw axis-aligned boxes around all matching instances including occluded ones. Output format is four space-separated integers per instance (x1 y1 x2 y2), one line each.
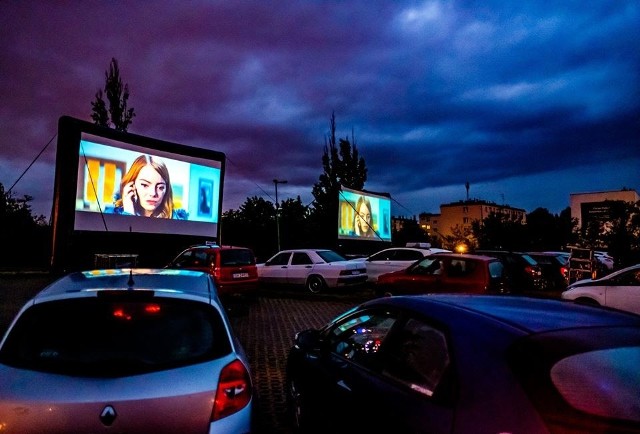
231 294 362 433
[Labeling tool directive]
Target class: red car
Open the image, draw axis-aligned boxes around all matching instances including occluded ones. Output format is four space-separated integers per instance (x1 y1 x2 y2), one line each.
375 253 507 296
166 243 259 298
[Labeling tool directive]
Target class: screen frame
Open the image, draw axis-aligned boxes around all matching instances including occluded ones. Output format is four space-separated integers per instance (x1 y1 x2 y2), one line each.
51 116 226 272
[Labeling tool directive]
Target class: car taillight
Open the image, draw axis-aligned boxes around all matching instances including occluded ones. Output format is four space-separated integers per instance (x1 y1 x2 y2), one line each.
212 359 252 421
212 266 221 280
525 266 541 277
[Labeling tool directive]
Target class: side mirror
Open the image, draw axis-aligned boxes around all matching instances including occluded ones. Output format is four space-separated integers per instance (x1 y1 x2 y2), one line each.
294 329 322 351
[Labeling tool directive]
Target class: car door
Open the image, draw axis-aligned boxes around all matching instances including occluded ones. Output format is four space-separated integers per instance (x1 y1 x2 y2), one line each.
286 251 315 285
321 309 455 433
604 269 640 315
259 252 292 284
439 257 487 294
167 248 210 274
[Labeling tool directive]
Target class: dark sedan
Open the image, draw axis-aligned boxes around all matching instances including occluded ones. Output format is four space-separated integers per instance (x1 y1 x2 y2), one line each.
286 294 640 433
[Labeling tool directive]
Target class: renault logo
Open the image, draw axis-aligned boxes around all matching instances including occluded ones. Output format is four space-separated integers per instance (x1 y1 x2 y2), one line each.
100 405 117 426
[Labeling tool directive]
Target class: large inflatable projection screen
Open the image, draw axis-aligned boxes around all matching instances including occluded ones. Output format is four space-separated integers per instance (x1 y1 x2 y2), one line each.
338 187 391 241
53 116 225 238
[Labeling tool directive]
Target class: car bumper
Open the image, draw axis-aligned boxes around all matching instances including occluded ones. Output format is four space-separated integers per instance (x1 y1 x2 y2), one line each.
336 274 368 286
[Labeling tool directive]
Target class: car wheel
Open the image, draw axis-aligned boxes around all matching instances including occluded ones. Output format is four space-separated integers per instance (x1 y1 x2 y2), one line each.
305 275 325 294
574 297 600 307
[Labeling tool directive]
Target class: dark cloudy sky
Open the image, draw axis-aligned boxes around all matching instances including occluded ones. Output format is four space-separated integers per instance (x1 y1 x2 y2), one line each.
1 1 638 219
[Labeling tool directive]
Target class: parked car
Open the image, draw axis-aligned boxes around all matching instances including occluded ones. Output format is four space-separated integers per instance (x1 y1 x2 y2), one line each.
561 263 640 315
375 253 507 296
527 251 569 291
0 268 254 433
543 250 570 263
257 249 367 293
475 250 543 292
286 294 640 433
594 251 615 271
165 243 258 299
356 244 452 283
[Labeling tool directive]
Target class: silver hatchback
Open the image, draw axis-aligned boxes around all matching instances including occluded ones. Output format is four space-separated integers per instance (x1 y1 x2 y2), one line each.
0 269 253 434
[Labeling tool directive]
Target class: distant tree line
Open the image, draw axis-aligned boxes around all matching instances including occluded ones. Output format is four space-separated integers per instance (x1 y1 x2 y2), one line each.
3 178 638 269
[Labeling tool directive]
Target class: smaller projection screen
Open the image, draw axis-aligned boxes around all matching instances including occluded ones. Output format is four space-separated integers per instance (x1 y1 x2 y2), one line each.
338 187 391 241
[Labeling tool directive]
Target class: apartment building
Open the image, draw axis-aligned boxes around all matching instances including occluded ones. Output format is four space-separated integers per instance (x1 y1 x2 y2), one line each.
418 199 526 239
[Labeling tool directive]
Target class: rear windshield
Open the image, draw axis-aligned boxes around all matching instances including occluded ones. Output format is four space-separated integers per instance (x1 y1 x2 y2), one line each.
508 327 640 428
220 249 255 266
0 297 232 377
317 250 347 263
551 347 640 422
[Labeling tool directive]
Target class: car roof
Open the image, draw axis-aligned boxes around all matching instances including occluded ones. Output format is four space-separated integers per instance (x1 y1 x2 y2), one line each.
373 247 431 254
279 249 331 253
476 249 529 255
429 252 498 262
35 269 215 301
185 244 251 251
364 294 640 334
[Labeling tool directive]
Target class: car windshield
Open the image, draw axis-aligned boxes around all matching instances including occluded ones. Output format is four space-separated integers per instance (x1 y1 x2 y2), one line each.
0 297 231 377
317 250 347 263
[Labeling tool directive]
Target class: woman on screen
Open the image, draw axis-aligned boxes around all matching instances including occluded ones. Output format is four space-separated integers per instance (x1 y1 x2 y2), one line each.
354 195 374 237
112 154 186 219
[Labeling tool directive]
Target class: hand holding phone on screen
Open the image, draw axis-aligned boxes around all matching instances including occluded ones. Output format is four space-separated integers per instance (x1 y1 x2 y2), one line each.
122 181 137 215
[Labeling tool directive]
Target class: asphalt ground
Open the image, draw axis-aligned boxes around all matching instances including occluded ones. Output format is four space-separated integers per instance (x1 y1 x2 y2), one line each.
0 272 371 434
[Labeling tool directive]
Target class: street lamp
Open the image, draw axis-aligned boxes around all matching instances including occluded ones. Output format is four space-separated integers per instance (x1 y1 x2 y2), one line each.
273 179 288 251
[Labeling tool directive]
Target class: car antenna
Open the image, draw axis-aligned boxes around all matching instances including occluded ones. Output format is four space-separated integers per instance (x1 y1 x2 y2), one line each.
127 269 135 288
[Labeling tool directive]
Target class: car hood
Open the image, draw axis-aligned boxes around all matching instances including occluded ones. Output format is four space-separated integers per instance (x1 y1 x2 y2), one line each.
567 278 593 288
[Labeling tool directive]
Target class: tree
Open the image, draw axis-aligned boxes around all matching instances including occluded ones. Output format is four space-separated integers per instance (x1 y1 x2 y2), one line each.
593 200 640 268
471 212 527 251
279 196 311 250
309 112 367 247
525 207 577 251
392 217 430 247
91 58 135 131
443 224 476 252
221 196 276 260
0 183 50 267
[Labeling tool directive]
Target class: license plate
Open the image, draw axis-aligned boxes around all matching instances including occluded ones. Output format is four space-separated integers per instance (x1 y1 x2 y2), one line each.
233 272 249 278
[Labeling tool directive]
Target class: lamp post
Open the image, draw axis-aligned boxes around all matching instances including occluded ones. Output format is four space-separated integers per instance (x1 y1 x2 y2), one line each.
273 179 288 251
